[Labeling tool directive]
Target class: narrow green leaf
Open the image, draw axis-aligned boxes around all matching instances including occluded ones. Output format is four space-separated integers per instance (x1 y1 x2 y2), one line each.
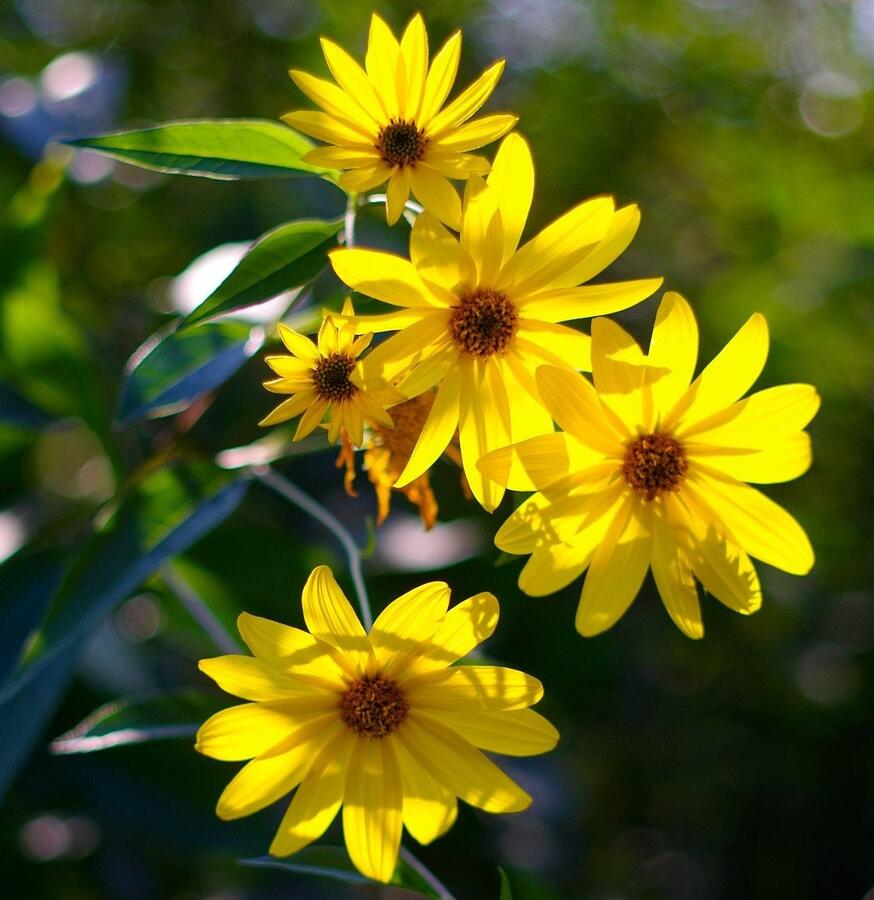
65 119 336 181
118 321 264 424
183 219 342 327
51 689 224 754
0 461 250 761
241 847 441 898
498 868 514 899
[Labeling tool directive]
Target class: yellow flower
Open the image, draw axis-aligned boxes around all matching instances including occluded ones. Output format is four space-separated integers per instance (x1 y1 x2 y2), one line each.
480 292 819 639
259 306 401 446
330 132 661 510
283 13 517 228
337 391 467 530
196 566 558 883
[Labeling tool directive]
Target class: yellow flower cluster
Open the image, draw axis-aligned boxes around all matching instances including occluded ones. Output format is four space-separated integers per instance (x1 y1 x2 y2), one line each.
211 10 820 885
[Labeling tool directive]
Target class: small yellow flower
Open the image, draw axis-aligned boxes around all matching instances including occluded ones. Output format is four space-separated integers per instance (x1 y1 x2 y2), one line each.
283 13 517 228
480 292 819 639
196 566 558 883
259 306 401 446
330 132 661 510
337 391 467 530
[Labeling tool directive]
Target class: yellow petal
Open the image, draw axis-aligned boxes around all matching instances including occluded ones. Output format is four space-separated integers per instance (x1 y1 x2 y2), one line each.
290 69 378 131
269 724 355 855
366 13 401 118
281 110 371 146
277 323 319 362
420 31 461 126
386 167 411 225
237 612 347 688
667 312 769 432
409 167 462 230
301 566 373 676
396 341 457 397
404 592 500 676
558 203 641 286
457 358 509 510
687 433 813 484
338 164 392 193
394 363 462 486
460 176 501 283
430 113 518 153
518 278 662 322
516 319 592 370
651 501 704 639
198 655 315 701
478 432 598 492
519 540 594 597
342 738 403 883
350 308 437 334
196 702 334 761
410 210 475 297
433 707 559 756
486 133 534 265
428 61 506 136
406 665 543 711
499 352 555 442
681 384 820 448
320 36 385 124
576 497 652 636
265 355 311 379
398 714 531 813
370 581 450 677
535 365 625 452
330 248 436 308
293 397 329 440
259 391 317 427
685 471 814 575
646 291 699 420
399 13 428 121
590 315 648 427
498 197 614 294
215 715 338 820
363 312 451 384
394 736 458 844
423 151 491 178
303 145 377 168
678 493 761 615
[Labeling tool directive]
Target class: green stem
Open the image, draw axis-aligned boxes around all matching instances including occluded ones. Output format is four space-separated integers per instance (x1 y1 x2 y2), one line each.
252 464 373 630
343 191 358 248
400 847 456 900
162 563 241 654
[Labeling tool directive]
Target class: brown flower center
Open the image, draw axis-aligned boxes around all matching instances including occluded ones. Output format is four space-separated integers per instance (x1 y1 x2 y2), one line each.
376 118 428 168
339 676 409 738
622 433 688 501
376 393 434 459
312 353 357 402
448 289 519 358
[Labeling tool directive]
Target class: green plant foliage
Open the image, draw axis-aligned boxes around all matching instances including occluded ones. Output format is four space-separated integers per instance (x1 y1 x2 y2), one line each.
118 322 264 424
182 219 343 327
65 120 336 181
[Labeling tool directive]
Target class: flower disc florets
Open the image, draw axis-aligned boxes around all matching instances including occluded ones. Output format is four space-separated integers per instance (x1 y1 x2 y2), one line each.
312 352 357 402
622 433 688 501
449 288 519 358
376 118 428 168
339 675 409 738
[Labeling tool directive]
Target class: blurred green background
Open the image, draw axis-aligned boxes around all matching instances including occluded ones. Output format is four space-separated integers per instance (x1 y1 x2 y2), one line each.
1 0 873 898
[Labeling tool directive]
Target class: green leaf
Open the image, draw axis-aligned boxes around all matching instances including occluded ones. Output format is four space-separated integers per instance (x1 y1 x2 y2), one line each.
0 461 250 796
50 689 225 754
241 846 441 898
498 867 514 899
65 119 336 181
183 218 342 327
118 321 264 424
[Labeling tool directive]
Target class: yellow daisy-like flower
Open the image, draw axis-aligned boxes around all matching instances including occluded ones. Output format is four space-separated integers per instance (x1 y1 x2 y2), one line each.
196 566 558 883
259 305 401 446
337 391 467 530
480 292 819 639
330 132 662 510
284 13 517 228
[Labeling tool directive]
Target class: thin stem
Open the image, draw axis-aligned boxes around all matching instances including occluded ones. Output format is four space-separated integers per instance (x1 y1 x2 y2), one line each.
252 464 373 630
162 563 241 654
400 847 456 900
343 191 358 248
